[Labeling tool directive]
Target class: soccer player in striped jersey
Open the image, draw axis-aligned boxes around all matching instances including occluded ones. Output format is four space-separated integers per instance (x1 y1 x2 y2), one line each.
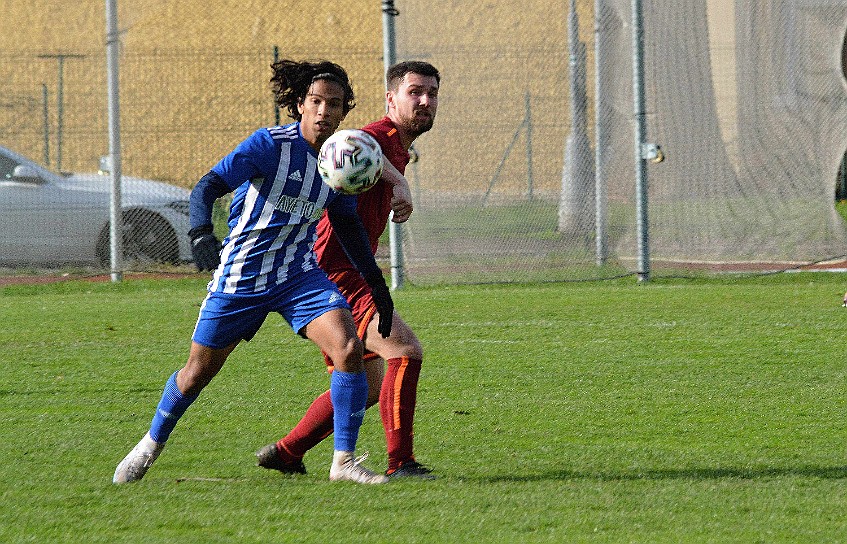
257 61 440 479
113 59 393 485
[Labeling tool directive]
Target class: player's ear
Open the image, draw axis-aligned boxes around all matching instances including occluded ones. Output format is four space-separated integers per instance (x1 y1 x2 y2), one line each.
385 90 395 110
297 99 305 116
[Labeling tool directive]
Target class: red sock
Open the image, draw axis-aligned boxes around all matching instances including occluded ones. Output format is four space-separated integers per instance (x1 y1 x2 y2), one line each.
277 390 334 461
380 356 422 472
276 378 382 462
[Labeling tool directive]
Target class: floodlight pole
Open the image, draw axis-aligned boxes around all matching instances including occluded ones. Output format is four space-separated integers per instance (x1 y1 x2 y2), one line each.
42 84 50 167
632 0 650 281
37 52 85 171
106 0 123 282
382 0 403 289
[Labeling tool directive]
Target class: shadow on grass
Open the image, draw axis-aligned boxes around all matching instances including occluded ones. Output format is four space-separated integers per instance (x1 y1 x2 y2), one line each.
480 465 847 483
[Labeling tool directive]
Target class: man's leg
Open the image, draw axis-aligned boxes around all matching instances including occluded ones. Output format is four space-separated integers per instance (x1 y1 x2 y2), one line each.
259 359 383 471
364 313 434 478
113 341 235 483
380 355 424 474
302 308 387 484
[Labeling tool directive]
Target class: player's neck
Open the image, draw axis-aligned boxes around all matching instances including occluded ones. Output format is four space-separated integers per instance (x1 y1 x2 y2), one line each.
388 117 417 151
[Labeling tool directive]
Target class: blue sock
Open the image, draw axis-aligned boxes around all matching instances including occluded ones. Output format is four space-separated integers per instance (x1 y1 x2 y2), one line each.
149 371 199 443
330 370 368 452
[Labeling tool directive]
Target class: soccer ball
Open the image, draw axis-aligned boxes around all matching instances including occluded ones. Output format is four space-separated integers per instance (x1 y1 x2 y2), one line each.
318 129 384 195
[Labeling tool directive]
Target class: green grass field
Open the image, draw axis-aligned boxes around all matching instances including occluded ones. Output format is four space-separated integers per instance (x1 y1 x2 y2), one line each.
1 274 846 543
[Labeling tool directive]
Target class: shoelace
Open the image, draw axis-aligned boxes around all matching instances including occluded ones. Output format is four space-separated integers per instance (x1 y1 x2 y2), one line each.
352 451 370 468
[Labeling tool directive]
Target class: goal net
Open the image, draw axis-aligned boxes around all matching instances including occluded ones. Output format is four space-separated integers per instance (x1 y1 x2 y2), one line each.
2 1 845 282
392 0 847 284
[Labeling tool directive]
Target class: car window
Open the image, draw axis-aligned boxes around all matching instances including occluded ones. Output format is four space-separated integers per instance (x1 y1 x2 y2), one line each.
0 154 21 181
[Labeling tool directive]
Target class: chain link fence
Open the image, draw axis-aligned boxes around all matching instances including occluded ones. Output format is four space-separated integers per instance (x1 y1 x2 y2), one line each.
393 0 847 284
2 1 847 283
0 1 386 275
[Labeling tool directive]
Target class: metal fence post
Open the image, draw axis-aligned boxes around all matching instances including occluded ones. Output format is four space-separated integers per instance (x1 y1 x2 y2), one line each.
37 53 84 172
42 84 50 167
382 0 404 289
525 92 534 199
594 0 608 266
632 0 650 282
273 45 280 125
106 0 123 282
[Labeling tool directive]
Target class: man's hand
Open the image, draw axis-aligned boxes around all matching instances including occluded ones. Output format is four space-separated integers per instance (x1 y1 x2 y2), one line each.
391 181 414 223
366 272 394 337
381 157 413 223
188 225 221 271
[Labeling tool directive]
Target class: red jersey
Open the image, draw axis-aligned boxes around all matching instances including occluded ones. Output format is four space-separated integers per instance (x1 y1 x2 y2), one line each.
315 116 411 273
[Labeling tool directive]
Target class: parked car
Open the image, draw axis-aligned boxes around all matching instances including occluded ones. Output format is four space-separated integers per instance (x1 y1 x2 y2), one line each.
0 145 192 267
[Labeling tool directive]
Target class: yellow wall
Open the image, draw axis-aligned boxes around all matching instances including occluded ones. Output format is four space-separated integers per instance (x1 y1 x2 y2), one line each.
1 1 386 185
1 1 592 191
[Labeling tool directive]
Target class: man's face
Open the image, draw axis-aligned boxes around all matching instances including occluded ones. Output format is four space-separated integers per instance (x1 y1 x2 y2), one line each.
387 72 439 137
298 79 347 150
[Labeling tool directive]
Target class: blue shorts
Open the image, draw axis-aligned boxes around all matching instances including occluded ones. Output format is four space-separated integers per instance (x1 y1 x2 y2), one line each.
192 268 351 349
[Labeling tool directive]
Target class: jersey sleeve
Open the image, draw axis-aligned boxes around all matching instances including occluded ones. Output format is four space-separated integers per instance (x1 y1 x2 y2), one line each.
189 171 231 230
326 192 359 216
211 129 274 189
362 118 410 174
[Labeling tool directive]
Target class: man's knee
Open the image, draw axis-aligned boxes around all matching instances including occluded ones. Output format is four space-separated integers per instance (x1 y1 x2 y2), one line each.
179 343 232 395
329 336 364 373
397 337 423 361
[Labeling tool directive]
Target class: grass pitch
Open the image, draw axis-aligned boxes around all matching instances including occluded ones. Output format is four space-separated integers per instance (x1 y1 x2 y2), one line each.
1 274 846 543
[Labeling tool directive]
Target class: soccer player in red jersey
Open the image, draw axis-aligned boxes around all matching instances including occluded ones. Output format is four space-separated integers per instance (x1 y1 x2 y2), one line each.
256 61 440 479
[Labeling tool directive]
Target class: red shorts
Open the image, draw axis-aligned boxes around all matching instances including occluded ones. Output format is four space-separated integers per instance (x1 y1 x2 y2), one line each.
323 268 379 369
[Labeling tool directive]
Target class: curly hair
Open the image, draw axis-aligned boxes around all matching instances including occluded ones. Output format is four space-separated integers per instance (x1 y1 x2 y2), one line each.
269 59 356 121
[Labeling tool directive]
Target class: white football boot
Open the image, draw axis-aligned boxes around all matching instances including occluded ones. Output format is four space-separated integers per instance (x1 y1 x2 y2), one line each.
113 432 165 483
329 450 389 484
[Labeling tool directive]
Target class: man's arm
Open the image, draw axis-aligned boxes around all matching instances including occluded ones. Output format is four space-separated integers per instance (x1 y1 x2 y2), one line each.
187 170 230 271
326 203 394 337
380 158 413 223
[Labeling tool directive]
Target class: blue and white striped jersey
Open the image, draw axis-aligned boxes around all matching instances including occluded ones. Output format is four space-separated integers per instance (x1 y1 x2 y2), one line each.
207 122 357 294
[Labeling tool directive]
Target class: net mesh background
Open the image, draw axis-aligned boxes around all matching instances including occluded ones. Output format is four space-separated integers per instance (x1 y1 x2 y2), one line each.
1 0 846 281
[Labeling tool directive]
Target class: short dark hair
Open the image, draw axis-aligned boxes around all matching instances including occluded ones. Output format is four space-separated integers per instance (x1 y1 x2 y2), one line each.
269 59 356 121
386 61 440 91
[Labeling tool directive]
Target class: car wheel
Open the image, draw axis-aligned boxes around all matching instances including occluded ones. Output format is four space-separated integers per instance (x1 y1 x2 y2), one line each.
96 209 180 268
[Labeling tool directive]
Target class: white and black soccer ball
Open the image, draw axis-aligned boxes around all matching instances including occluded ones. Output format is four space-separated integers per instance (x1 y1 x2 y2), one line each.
318 129 384 195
